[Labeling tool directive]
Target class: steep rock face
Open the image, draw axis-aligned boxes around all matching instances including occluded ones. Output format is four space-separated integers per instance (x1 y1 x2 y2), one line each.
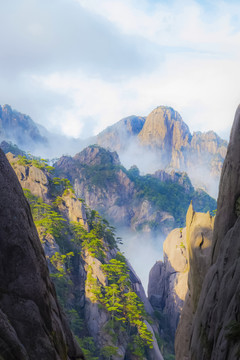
174 204 214 360
139 106 191 168
56 147 136 228
7 151 163 359
7 153 50 201
55 145 216 237
0 149 83 359
96 106 227 197
148 227 188 338
58 190 89 230
148 204 214 358
6 153 89 231
190 130 227 159
178 105 240 360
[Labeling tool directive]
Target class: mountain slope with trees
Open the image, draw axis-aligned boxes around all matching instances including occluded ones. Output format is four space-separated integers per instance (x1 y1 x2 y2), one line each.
54 145 216 237
6 151 164 360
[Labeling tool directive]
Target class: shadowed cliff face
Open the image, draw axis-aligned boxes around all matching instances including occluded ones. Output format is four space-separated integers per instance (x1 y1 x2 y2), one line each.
0 149 84 360
176 105 240 360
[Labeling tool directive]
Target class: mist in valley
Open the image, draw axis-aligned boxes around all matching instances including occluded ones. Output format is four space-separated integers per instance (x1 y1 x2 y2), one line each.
118 138 166 175
4 116 221 294
118 228 165 292
118 140 220 200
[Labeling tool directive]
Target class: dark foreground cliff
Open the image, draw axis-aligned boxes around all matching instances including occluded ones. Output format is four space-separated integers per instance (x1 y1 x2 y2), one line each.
175 105 240 359
0 149 84 360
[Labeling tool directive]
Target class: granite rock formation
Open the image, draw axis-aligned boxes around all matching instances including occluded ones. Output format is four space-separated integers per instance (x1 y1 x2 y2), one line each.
148 227 188 339
148 203 214 353
138 106 191 168
0 149 84 359
175 105 240 360
96 106 227 197
54 145 216 237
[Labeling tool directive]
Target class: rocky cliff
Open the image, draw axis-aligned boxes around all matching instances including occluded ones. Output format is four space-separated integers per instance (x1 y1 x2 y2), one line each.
148 227 188 339
95 106 227 197
138 106 191 168
54 145 216 238
175 105 240 360
5 151 163 360
0 149 84 359
148 203 214 358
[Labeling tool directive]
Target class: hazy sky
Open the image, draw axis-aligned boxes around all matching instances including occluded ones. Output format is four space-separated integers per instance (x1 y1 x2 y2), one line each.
1 0 240 139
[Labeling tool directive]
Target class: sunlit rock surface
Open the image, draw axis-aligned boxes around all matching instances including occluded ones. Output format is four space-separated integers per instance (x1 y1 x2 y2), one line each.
148 203 214 351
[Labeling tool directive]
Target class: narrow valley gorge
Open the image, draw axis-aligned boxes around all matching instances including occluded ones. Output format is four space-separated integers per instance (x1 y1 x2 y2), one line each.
0 103 239 360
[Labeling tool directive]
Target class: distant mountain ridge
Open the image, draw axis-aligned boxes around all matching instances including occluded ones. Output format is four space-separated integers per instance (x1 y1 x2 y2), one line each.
96 106 227 196
54 145 216 237
0 104 227 196
0 104 48 150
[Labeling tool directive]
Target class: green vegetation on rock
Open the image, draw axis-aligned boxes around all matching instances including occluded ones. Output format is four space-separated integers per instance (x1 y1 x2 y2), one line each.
21 161 158 360
16 155 54 173
89 253 154 358
23 189 67 240
127 170 216 227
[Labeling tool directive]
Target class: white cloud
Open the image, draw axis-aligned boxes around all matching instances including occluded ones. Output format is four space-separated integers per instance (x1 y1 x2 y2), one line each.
2 0 240 141
76 0 240 52
33 45 240 139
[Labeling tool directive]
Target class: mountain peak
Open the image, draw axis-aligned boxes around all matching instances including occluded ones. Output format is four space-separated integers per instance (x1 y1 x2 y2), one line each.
0 104 47 151
138 106 191 148
74 145 120 166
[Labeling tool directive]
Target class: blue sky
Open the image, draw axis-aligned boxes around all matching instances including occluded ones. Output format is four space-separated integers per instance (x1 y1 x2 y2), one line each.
1 0 240 139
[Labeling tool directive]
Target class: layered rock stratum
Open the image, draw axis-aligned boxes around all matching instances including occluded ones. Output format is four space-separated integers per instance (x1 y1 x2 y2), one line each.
97 106 227 197
0 149 84 359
